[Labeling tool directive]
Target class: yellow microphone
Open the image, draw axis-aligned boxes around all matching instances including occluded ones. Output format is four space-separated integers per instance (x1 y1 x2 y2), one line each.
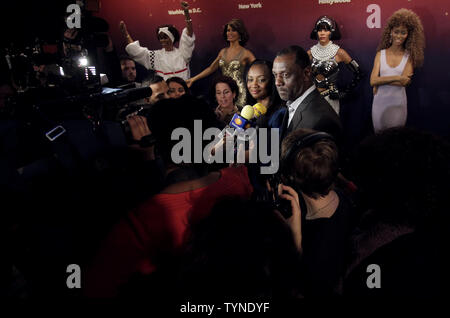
252 103 267 118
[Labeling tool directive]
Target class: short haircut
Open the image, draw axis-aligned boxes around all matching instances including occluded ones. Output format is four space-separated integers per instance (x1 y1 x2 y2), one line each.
222 19 250 46
281 128 339 199
119 55 135 64
142 74 164 87
156 24 180 44
309 16 342 40
276 45 311 70
210 75 239 103
166 76 189 93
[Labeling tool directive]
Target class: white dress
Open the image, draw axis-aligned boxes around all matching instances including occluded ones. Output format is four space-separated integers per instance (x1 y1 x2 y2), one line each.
372 49 409 133
125 28 195 80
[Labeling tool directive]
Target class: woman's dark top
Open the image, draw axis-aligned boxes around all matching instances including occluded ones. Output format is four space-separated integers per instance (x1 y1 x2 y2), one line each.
300 188 355 296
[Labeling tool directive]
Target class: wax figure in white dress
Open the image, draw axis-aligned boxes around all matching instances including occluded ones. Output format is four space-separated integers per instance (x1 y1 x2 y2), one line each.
119 1 195 80
370 9 425 133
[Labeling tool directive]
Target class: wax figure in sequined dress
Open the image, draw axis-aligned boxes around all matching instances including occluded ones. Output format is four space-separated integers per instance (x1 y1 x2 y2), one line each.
307 16 361 115
187 19 255 108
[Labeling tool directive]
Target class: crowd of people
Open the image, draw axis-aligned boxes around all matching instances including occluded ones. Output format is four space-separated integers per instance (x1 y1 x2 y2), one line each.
2 1 449 305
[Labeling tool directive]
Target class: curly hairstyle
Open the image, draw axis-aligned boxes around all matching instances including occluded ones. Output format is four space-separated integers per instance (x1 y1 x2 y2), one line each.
377 8 425 68
222 18 250 46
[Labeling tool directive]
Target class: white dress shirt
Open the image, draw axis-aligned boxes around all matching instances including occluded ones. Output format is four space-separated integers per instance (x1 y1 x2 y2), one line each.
287 85 316 127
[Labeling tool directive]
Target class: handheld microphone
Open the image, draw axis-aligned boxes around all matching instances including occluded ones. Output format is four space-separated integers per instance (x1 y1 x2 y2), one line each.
252 103 267 119
228 105 254 131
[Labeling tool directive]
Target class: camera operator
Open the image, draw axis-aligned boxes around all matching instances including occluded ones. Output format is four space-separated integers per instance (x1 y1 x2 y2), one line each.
143 75 170 105
275 128 355 297
119 56 137 84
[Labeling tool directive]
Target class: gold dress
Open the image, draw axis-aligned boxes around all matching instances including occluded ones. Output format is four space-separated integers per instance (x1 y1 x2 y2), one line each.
219 48 247 109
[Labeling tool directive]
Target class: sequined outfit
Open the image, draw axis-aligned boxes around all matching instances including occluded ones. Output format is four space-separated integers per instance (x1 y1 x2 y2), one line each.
310 41 341 114
219 48 247 108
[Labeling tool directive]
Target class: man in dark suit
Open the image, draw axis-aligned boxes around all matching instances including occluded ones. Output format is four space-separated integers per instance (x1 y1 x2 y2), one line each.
273 45 342 142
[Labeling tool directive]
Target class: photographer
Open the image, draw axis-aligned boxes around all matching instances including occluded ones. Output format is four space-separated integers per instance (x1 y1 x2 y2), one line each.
84 95 253 297
276 128 355 297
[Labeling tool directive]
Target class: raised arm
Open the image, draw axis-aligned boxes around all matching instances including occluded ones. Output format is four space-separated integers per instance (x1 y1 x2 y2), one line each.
119 20 133 44
121 21 157 70
186 49 223 87
181 1 193 37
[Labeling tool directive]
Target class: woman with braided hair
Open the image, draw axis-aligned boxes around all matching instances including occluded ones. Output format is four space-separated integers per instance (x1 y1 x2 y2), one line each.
370 9 425 133
307 16 362 115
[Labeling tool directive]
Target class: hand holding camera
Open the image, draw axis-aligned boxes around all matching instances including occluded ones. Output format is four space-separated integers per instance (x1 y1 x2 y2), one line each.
266 180 303 252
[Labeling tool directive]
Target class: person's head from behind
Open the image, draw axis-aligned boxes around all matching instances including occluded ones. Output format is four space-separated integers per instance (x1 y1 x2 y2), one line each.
352 127 450 225
147 95 218 171
211 75 239 110
223 19 249 46
166 77 189 99
143 75 169 105
179 198 303 301
273 46 312 102
119 56 137 82
280 129 339 199
156 24 180 51
246 59 280 107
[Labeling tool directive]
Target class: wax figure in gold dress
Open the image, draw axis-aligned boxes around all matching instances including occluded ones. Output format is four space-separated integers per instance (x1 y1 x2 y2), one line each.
187 19 255 108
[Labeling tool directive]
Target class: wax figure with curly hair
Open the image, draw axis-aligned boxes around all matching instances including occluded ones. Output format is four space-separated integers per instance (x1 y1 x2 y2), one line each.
370 9 425 133
187 19 256 108
119 1 196 80
307 16 362 115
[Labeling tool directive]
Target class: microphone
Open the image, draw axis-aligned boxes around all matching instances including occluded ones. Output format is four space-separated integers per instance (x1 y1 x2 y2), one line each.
252 103 267 119
228 105 254 131
234 103 268 153
212 104 267 155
